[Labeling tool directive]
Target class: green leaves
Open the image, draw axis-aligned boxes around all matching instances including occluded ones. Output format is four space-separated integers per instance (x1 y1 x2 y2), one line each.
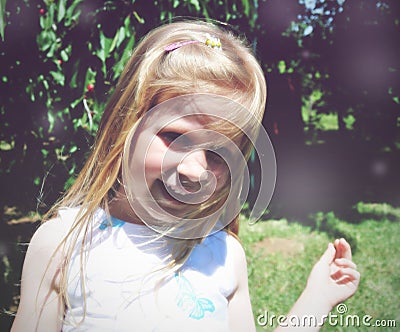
83 67 97 93
96 30 112 63
37 30 57 53
50 70 65 86
95 16 137 77
0 139 14 151
64 0 82 27
57 0 66 23
47 111 55 132
189 0 201 12
301 89 333 132
0 0 7 41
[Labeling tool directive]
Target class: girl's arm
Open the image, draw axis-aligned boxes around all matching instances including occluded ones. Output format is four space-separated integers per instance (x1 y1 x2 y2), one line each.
11 218 66 332
275 238 360 331
228 236 257 332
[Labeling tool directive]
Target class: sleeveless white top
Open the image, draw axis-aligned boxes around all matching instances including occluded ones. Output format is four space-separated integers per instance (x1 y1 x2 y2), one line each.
60 209 239 332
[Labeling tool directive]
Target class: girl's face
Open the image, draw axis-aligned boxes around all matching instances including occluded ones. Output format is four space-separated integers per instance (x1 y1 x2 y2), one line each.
142 114 231 215
122 94 250 238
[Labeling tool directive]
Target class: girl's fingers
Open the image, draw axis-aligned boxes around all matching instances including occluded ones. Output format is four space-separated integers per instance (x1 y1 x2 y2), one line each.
331 267 360 283
334 258 357 270
335 269 361 285
320 242 336 265
334 238 352 261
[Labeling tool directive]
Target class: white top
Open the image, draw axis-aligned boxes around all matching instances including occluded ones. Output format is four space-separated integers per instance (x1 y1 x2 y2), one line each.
60 209 239 332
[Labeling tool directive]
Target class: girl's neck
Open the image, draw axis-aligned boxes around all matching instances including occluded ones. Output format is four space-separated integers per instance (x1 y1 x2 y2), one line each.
108 194 145 226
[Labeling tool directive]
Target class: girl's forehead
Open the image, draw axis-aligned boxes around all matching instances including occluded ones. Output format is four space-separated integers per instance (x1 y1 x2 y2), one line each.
149 94 251 125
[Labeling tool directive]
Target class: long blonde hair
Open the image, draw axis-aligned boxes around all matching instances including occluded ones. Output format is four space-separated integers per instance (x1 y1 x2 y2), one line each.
45 20 266 317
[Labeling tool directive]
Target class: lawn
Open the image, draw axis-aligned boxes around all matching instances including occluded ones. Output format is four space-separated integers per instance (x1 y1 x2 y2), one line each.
240 203 400 331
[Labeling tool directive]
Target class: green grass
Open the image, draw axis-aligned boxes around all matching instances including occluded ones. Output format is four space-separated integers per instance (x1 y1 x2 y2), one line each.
239 205 400 331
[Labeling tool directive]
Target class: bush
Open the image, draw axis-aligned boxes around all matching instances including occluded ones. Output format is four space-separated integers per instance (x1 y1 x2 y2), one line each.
0 0 258 212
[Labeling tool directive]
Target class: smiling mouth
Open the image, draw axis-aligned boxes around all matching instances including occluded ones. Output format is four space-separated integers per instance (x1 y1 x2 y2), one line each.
154 178 207 208
154 179 188 206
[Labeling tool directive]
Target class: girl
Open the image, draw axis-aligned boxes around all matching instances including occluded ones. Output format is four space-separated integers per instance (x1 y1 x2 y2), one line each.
11 21 359 331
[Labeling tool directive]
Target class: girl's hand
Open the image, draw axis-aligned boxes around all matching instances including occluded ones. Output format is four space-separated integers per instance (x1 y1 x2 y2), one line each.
306 238 360 309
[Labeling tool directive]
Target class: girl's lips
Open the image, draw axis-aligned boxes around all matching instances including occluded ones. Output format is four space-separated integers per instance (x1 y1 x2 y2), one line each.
153 179 187 207
165 182 187 196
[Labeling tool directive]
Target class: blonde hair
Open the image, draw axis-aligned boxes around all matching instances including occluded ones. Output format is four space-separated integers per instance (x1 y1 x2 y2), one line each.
45 20 266 321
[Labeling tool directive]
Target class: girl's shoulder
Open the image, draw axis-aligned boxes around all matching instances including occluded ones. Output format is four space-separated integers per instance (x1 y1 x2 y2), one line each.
183 230 247 298
188 230 246 272
201 230 245 258
29 207 80 254
13 209 76 331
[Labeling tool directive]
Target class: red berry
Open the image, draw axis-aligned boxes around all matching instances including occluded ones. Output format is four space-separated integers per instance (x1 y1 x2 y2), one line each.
58 59 63 65
39 8 45 15
87 83 94 92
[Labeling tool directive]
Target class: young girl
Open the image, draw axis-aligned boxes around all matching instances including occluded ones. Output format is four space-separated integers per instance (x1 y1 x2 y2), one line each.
11 21 359 331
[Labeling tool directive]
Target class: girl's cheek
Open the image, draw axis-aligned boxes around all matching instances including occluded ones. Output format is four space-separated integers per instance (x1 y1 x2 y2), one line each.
214 168 230 190
144 155 163 174
143 141 168 173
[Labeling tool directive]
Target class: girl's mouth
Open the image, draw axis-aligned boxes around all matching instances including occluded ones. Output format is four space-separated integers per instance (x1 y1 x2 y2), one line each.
153 179 188 207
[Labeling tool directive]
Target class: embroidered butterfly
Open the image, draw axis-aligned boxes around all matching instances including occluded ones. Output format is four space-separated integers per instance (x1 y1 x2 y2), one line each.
175 273 215 320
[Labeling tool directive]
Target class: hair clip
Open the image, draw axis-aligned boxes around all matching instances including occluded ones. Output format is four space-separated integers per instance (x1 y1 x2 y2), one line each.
164 34 222 52
164 40 200 52
205 34 222 50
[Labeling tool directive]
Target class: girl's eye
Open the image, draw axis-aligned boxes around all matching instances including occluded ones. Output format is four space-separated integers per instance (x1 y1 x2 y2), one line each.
159 132 182 146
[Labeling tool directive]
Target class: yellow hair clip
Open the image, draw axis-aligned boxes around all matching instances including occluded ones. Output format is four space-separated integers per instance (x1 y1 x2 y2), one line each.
205 34 222 50
164 34 222 52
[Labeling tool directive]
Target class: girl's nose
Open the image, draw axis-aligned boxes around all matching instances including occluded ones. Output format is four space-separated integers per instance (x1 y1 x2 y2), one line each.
177 150 208 183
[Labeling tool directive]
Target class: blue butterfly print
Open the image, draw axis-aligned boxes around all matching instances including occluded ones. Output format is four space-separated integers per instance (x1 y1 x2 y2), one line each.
99 217 125 230
175 274 215 320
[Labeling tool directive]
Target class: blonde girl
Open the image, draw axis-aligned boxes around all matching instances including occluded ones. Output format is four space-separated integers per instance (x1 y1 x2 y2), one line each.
12 21 359 332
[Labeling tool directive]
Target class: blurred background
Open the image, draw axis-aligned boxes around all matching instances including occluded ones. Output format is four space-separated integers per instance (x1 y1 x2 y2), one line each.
0 0 399 330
